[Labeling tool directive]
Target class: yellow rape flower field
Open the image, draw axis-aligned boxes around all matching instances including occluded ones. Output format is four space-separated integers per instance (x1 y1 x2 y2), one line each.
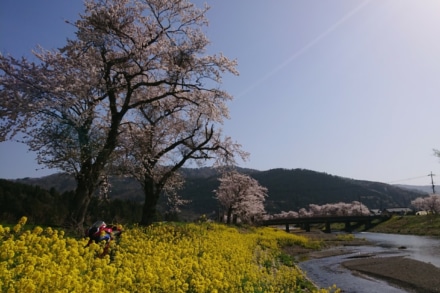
0 217 340 293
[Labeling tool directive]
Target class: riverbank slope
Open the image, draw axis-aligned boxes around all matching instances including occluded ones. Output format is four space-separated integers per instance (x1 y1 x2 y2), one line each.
369 214 440 236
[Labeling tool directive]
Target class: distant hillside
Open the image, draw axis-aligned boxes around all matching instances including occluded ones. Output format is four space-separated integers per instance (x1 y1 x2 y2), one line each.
394 184 438 195
15 173 76 194
177 168 427 216
11 168 427 219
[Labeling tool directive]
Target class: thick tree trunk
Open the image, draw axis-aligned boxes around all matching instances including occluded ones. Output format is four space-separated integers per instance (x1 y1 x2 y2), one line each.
70 113 123 231
140 176 161 226
232 214 238 224
226 206 233 224
70 168 101 232
140 193 160 226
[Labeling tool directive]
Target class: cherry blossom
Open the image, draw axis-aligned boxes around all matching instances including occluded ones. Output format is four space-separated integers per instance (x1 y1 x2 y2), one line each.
214 170 268 224
0 0 244 228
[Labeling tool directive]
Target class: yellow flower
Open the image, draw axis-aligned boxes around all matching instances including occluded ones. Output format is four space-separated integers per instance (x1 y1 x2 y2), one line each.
18 216 28 225
0 219 337 292
32 226 43 235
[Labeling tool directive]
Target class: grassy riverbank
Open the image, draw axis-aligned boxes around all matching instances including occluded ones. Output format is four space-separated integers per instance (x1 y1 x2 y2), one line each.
368 214 440 236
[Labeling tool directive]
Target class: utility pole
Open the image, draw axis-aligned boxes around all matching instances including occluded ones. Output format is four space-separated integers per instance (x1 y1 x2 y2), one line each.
428 172 436 194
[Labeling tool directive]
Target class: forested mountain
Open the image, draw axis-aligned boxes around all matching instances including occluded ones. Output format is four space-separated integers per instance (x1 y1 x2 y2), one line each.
0 178 142 226
0 179 69 225
178 168 427 217
7 168 426 222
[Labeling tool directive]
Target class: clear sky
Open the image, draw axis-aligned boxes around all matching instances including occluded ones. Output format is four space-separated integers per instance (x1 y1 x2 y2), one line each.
1 0 440 186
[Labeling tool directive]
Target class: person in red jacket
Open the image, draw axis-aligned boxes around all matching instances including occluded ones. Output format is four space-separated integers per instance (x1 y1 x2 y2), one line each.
85 220 122 256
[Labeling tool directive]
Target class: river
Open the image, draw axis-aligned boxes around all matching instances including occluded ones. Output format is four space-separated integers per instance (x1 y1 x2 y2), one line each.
298 232 440 293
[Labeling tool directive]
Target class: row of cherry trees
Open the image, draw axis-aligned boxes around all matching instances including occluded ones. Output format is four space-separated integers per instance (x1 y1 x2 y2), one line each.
411 194 440 214
213 171 376 223
0 0 247 229
269 201 371 219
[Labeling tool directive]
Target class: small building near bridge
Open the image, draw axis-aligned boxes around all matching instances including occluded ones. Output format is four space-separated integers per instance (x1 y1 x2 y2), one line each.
382 208 413 216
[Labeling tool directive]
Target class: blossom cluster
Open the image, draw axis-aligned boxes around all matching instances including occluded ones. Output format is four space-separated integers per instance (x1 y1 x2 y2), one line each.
411 194 440 213
270 201 371 219
1 217 339 292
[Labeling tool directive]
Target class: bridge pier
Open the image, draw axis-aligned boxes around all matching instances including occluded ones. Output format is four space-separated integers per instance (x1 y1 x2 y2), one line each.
364 220 371 230
305 223 310 232
324 221 331 233
344 221 352 232
285 224 290 233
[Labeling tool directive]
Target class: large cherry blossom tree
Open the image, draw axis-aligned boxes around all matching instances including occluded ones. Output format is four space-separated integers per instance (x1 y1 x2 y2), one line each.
0 0 243 228
214 170 268 224
114 105 246 225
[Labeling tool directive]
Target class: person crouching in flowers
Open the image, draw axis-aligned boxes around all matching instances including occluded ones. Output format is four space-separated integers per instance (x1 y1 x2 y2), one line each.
85 220 122 256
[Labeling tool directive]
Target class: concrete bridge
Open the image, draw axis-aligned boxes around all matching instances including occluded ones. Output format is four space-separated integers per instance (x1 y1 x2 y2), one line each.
262 215 390 233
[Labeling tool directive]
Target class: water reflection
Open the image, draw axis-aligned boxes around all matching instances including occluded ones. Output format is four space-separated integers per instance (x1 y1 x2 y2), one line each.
299 247 408 293
299 233 440 292
359 232 440 268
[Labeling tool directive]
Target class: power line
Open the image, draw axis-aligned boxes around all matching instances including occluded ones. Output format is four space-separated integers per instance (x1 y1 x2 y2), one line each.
387 175 431 184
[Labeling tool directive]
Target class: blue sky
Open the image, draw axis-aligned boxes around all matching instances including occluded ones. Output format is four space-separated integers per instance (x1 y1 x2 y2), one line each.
1 0 440 186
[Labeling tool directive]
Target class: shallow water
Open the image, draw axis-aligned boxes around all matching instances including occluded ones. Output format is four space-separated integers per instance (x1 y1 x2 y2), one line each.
298 232 440 293
359 232 440 268
299 247 409 293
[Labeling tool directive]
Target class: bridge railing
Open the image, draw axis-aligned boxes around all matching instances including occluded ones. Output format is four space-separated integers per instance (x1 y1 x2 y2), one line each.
261 215 389 232
263 215 386 224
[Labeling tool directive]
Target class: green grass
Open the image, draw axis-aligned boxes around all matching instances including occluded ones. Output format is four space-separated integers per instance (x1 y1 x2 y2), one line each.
369 215 440 236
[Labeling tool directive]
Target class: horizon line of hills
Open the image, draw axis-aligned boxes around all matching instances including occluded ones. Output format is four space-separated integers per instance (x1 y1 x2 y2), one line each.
6 167 432 221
